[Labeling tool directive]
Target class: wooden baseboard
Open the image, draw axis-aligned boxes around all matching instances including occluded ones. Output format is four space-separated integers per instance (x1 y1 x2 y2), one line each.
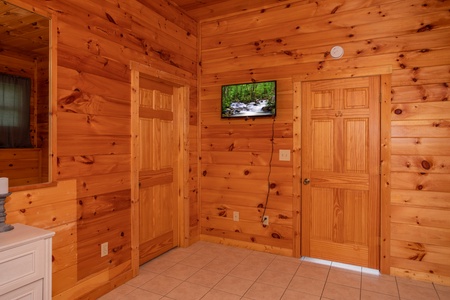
391 267 450 286
200 234 293 256
52 262 133 300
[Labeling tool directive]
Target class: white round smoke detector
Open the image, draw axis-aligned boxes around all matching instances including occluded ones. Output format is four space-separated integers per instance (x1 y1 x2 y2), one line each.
330 46 344 59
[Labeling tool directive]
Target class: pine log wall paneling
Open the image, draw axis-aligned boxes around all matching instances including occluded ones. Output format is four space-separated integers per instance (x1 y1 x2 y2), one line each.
4 0 199 298
199 0 450 285
1 0 449 297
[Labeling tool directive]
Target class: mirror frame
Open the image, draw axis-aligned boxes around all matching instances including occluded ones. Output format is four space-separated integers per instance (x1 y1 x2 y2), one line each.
5 0 57 191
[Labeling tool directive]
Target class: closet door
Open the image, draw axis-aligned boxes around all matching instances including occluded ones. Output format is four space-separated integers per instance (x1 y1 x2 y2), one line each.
301 76 381 268
138 77 177 264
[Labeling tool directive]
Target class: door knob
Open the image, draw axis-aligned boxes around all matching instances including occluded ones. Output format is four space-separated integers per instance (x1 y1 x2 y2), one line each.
303 178 310 185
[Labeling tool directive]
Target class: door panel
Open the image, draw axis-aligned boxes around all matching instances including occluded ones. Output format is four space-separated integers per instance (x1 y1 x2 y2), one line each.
138 79 177 265
302 76 380 268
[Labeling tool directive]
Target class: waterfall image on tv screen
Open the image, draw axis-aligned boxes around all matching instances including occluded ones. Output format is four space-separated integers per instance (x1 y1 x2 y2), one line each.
221 80 276 118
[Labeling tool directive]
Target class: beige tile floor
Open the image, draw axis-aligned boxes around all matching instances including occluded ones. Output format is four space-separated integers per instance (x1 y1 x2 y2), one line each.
99 241 450 300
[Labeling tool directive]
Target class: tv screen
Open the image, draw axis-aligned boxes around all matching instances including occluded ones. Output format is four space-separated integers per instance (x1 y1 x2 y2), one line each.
221 80 276 118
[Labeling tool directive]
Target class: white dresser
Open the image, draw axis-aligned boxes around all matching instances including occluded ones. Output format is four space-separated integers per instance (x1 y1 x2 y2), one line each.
0 224 54 300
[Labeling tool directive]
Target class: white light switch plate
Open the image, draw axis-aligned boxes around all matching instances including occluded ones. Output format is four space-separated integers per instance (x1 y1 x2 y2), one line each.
279 149 290 161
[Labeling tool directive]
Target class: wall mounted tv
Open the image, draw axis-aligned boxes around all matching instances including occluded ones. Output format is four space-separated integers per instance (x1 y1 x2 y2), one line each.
221 80 276 118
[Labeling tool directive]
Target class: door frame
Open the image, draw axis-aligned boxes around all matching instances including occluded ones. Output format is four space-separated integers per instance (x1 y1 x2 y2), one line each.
130 61 190 276
292 66 392 273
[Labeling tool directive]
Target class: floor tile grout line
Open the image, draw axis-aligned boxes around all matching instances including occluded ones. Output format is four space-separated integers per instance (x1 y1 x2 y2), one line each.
395 276 401 300
242 253 283 299
359 268 363 300
278 259 303 300
320 262 332 299
200 250 276 299
193 244 257 299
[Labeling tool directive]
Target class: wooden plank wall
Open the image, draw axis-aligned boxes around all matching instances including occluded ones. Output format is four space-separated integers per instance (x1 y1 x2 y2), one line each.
199 0 450 285
5 0 199 298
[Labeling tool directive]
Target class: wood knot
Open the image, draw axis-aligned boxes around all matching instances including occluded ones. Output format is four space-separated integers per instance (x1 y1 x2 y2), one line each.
105 13 117 24
417 185 423 190
269 183 277 189
417 24 434 32
394 109 402 115
271 233 281 239
421 160 431 170
331 5 340 14
202 170 207 176
244 170 250 175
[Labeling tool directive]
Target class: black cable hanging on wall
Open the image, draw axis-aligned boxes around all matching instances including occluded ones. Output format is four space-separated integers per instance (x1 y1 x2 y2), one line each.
260 116 276 225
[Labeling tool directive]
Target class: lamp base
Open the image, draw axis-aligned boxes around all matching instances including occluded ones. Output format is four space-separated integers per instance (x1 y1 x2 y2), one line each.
0 192 13 233
0 223 14 233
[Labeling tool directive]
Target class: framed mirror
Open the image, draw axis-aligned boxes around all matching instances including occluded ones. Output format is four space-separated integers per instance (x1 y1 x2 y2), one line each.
0 0 56 190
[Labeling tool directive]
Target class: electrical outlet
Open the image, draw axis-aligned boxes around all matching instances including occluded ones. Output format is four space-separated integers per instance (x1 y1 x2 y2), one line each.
233 211 239 221
279 149 290 161
101 242 108 257
262 216 269 225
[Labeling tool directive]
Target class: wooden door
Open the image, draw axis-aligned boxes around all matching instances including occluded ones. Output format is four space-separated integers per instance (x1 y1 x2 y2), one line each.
301 76 380 268
138 76 178 265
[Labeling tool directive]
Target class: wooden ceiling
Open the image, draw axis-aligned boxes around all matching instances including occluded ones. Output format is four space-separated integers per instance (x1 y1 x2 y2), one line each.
170 0 289 21
0 0 285 61
0 0 281 60
0 1 49 59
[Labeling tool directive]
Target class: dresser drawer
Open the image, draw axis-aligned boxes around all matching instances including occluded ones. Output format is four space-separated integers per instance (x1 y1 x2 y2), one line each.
0 240 45 294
